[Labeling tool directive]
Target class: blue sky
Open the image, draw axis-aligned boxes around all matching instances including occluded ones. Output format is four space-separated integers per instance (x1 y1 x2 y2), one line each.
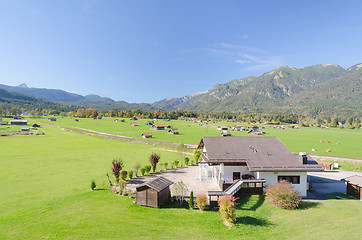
0 0 361 103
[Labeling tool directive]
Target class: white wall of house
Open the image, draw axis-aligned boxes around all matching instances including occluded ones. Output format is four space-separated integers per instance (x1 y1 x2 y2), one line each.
257 172 308 197
220 165 253 183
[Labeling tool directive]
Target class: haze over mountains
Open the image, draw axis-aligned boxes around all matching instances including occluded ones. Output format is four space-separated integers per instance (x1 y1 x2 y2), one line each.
1 63 361 115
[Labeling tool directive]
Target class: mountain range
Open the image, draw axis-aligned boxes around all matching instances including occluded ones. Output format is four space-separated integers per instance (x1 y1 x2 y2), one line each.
1 63 361 115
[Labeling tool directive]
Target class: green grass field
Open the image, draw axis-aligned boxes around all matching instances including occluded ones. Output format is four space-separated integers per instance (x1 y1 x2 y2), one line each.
1 123 361 239
39 116 362 158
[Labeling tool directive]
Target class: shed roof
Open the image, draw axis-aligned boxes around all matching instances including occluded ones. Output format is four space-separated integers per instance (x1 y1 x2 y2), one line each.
342 175 362 187
10 120 28 123
136 177 173 192
199 137 323 172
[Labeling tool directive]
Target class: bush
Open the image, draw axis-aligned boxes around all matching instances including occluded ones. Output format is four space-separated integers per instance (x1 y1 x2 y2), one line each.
128 170 134 179
184 157 190 166
149 153 160 172
189 191 194 209
90 179 96 190
164 162 168 170
118 180 127 195
196 194 207 211
265 180 301 209
171 181 189 206
120 170 128 180
218 195 237 227
190 160 194 165
170 162 175 169
132 162 141 176
174 160 179 167
193 149 201 163
140 168 146 176
111 157 124 182
144 165 152 174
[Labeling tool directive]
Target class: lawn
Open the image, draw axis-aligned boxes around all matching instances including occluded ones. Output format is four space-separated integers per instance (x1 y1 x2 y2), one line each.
37 116 362 158
0 123 361 239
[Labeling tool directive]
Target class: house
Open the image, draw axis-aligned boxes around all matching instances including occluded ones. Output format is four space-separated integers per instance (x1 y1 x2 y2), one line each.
152 125 165 130
168 129 179 135
141 132 153 138
197 137 323 197
131 117 138 121
136 177 173 208
217 126 228 131
21 127 30 131
48 117 56 121
145 121 154 125
130 122 139 126
10 120 28 125
248 129 265 135
221 130 231 137
32 124 40 128
232 125 244 131
342 175 362 200
114 119 125 122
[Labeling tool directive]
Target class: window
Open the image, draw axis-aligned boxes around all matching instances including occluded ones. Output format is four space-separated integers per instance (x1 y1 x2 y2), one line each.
233 172 241 181
278 176 300 184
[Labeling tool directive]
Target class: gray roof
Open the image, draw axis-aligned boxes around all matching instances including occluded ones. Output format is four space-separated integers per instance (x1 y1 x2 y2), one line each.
136 177 173 192
199 137 323 172
342 175 362 187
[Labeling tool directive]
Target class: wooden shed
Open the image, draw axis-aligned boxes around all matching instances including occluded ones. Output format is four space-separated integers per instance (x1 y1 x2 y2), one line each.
136 177 173 208
168 128 179 135
342 175 362 200
141 132 153 138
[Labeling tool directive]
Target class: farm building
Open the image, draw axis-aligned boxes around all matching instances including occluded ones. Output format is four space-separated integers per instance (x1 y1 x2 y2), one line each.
131 117 138 121
248 129 265 135
75 119 79 122
130 122 139 126
141 132 153 138
232 125 245 131
145 121 154 125
221 130 231 137
32 124 40 128
152 125 165 130
48 117 56 121
217 126 228 131
342 175 362 200
136 177 173 208
21 127 30 131
168 129 179 135
114 119 125 122
10 120 28 125
318 162 333 170
13 116 22 119
0 119 8 125
197 137 323 197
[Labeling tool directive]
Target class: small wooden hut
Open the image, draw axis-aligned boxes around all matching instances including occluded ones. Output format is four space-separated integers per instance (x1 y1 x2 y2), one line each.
342 175 362 200
136 177 173 208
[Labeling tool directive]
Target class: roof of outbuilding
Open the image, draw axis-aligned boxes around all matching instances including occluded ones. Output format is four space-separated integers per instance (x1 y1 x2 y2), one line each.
136 177 173 192
199 137 323 172
342 175 362 187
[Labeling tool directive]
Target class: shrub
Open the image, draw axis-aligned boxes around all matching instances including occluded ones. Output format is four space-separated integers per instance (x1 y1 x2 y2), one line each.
171 181 189 206
90 179 96 190
118 180 127 195
120 170 128 180
140 168 146 176
111 157 124 182
189 191 194 209
174 160 179 167
193 149 201 163
149 153 160 172
218 195 238 227
128 170 134 179
164 162 168 170
132 162 141 176
144 165 152 174
265 180 301 209
170 162 175 169
184 157 190 166
196 194 207 211
190 160 194 165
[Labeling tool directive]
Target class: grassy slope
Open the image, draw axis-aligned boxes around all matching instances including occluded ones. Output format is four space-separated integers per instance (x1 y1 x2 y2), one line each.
0 123 361 239
0 124 179 216
48 117 361 158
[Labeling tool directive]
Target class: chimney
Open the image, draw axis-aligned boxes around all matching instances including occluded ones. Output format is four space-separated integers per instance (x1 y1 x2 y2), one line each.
299 152 308 164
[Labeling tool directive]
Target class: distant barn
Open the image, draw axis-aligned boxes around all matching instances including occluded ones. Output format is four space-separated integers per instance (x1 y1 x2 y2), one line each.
342 175 362 200
0 119 8 125
130 122 139 126
48 117 57 121
10 120 28 125
168 129 179 135
152 125 165 130
141 132 153 138
114 119 125 122
32 124 40 128
136 177 173 208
